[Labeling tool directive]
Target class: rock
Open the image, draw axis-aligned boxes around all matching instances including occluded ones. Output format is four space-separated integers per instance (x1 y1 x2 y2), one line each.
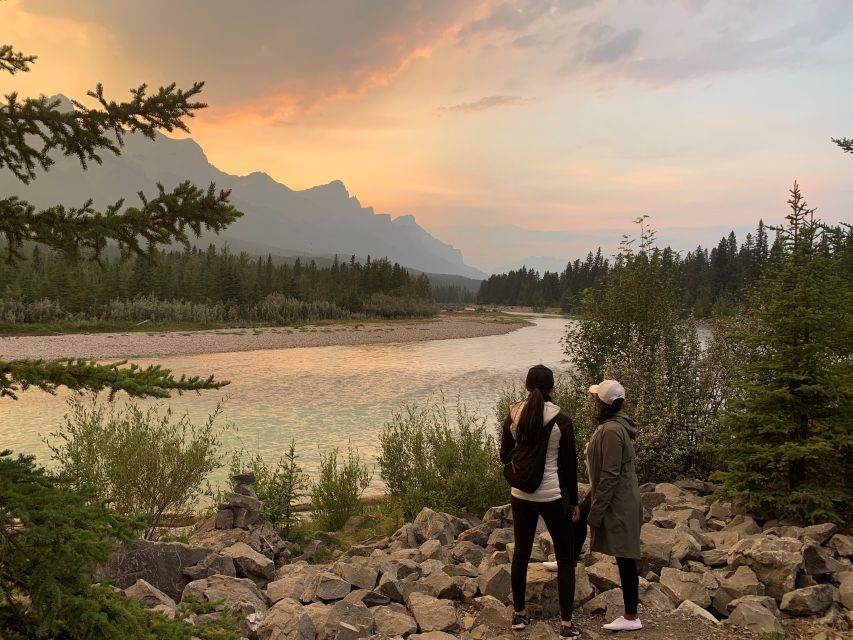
722 515 761 537
655 483 685 498
183 552 237 581
708 501 734 520
482 504 512 526
123 579 176 610
677 599 720 624
640 524 701 573
336 562 379 591
409 633 459 640
222 541 275 586
303 571 352 603
727 600 784 636
188 527 257 553
344 589 390 608
215 508 235 530
407 592 459 633
527 621 559 639
840 572 853 610
701 550 728 568
804 540 847 577
417 571 463 601
419 539 445 561
450 541 487 567
411 508 468 546
712 565 764 615
182 574 267 636
269 563 323 604
457 522 497 547
390 523 420 550
487 528 514 551
100 539 219 601
727 595 780 617
574 565 595 606
800 523 839 546
525 564 559 618
638 578 676 610
586 561 622 591
324 600 374 639
444 561 479 578
828 534 853 558
705 530 742 552
727 536 804 601
478 565 512 603
780 584 836 616
640 492 667 513
473 595 512 628
582 588 624 619
373 603 418 637
303 602 331 639
256 597 315 640
376 573 407 604
659 568 717 608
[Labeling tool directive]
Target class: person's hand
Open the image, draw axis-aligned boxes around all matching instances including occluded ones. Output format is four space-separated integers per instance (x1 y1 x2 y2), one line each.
570 505 580 523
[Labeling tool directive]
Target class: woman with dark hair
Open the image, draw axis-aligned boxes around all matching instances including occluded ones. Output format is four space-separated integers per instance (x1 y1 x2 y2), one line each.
500 365 581 638
585 379 643 632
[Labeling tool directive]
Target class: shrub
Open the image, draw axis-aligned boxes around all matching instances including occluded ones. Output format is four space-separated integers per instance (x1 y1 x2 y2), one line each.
0 451 238 640
47 399 227 539
225 440 309 539
310 446 372 531
379 398 508 520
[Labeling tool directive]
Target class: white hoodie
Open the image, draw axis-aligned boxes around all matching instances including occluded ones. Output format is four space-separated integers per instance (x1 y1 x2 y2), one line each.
508 400 562 502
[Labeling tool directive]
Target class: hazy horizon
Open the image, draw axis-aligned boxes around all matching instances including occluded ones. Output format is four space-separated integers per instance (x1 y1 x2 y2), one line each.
3 0 851 272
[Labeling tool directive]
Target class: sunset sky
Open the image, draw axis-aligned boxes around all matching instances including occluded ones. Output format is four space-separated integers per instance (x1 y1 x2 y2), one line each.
3 0 852 271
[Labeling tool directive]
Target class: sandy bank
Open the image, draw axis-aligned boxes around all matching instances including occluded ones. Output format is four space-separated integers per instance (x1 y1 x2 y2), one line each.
0 313 529 360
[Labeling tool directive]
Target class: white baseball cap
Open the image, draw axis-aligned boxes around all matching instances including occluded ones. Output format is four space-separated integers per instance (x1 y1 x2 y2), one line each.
589 379 626 405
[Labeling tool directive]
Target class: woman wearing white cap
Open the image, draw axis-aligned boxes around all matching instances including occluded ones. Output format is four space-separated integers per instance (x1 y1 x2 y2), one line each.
585 379 643 632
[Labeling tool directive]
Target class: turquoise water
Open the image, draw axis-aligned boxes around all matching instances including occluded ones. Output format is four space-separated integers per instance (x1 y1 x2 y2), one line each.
0 315 570 489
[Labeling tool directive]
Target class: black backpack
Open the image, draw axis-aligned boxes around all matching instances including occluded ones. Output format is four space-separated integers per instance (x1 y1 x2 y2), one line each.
503 416 559 493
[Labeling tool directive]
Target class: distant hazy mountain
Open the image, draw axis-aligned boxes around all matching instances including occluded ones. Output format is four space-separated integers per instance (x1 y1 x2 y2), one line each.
495 256 571 274
1 98 486 279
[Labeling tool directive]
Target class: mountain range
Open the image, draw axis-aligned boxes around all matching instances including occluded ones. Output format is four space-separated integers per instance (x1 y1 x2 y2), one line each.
0 97 486 279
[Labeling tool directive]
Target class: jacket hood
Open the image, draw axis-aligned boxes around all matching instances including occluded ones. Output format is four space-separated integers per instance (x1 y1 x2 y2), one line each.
609 411 638 439
509 400 560 436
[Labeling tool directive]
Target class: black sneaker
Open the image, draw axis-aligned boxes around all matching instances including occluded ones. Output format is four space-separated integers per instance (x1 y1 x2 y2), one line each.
560 624 581 638
511 614 530 631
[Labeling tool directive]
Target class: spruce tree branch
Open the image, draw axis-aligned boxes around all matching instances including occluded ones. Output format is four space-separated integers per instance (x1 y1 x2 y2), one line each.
0 181 241 263
0 45 35 75
0 359 229 400
833 137 853 154
0 81 206 183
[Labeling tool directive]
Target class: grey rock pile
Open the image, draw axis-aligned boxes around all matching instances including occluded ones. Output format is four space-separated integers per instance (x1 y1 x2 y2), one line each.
108 478 853 639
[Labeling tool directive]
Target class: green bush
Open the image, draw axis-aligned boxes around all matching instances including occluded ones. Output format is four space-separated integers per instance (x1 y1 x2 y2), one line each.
310 446 372 531
0 451 238 640
379 399 508 520
47 399 227 539
225 440 309 539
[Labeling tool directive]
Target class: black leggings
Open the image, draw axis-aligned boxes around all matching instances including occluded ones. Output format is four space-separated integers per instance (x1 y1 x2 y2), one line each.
510 496 575 621
573 496 639 615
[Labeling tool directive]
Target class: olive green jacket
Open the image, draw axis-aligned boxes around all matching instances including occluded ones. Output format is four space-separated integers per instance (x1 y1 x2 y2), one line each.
586 411 643 559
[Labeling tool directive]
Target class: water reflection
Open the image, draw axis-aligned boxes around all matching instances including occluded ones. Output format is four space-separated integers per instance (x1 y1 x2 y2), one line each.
0 316 571 489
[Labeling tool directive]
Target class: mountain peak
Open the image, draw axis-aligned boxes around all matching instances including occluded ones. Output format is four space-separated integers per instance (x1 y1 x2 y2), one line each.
47 94 75 113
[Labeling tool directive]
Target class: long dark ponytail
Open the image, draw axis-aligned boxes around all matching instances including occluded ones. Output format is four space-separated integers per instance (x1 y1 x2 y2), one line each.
516 365 555 445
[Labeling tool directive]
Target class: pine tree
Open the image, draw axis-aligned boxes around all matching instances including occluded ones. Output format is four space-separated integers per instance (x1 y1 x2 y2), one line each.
0 44 241 398
714 183 853 523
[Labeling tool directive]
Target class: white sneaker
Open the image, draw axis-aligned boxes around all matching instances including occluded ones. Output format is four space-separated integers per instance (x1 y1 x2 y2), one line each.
602 617 642 631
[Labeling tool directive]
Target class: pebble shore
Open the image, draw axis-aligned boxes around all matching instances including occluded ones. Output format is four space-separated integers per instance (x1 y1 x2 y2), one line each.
0 313 529 360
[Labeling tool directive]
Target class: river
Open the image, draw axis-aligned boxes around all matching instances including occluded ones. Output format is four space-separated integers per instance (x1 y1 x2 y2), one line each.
0 315 571 490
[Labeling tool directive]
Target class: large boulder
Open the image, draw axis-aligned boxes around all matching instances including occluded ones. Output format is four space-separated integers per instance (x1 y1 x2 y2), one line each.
803 541 847 577
676 600 720 625
472 595 512 629
586 561 622 591
524 564 560 618
582 588 624 620
323 600 374 639
659 567 718 608
123 579 176 611
640 524 700 573
638 578 676 611
222 541 275 586
727 600 784 636
712 565 764 614
183 552 237 581
182 574 267 635
800 523 838 546
779 584 836 616
256 597 316 640
411 508 468 546
269 563 323 604
407 592 459 633
828 534 853 558
301 571 352 603
335 561 379 591
727 536 804 601
478 565 512 603
100 539 221 601
373 603 418 637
